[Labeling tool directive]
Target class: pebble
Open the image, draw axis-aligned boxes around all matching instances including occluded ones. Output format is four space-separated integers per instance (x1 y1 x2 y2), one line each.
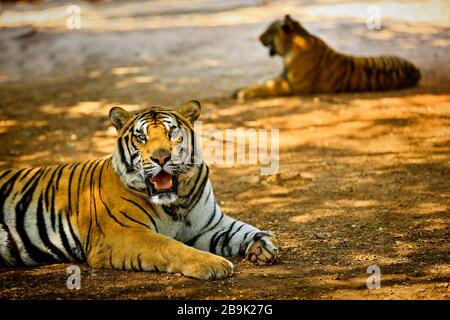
333 273 343 280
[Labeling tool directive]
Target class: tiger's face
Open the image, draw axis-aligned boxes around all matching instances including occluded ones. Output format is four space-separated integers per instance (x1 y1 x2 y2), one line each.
109 101 201 205
260 21 288 57
259 15 313 57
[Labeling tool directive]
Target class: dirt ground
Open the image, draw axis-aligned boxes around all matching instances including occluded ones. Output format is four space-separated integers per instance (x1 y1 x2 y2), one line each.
0 0 449 300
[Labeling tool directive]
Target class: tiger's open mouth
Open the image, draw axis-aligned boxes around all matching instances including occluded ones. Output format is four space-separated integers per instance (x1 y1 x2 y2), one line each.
269 47 276 56
146 171 178 197
260 37 276 57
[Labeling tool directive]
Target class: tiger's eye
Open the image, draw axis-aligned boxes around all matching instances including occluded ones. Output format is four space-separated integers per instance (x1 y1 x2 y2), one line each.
137 134 146 141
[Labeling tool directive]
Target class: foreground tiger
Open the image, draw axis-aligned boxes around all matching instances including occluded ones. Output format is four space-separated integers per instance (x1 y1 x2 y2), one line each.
0 101 278 280
234 15 421 100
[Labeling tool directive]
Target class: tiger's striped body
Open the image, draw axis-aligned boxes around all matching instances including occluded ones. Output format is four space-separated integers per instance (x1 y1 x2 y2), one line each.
234 15 421 99
284 44 421 94
0 101 277 279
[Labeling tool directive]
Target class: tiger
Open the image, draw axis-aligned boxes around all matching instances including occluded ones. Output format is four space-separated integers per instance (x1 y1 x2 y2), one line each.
233 15 421 100
0 100 278 280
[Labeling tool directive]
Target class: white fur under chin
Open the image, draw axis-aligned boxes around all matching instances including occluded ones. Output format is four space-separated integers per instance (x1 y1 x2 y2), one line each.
150 193 178 205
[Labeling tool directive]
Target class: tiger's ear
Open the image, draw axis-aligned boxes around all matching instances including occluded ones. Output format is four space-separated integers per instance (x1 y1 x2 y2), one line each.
284 15 295 29
283 14 302 32
285 14 294 23
109 106 132 132
177 100 201 123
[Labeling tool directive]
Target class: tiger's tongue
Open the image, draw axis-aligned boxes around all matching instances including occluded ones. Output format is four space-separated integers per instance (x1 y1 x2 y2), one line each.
150 172 172 190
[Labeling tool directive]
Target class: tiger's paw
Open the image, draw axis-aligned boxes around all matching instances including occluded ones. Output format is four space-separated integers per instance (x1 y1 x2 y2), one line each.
246 231 278 265
183 253 234 280
232 88 250 102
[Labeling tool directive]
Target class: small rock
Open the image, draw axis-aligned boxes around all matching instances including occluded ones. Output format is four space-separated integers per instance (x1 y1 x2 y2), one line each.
334 273 343 280
300 172 315 180
247 174 262 184
314 232 326 239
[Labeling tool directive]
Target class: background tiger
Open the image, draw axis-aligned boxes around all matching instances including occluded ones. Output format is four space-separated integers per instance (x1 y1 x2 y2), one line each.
0 100 278 280
234 15 421 100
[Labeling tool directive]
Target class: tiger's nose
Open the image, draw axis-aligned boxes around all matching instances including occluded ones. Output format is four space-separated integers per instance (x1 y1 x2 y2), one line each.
150 149 171 165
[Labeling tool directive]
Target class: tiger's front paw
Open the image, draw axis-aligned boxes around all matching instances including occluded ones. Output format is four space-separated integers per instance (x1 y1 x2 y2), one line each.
232 88 251 102
183 253 234 280
246 231 278 265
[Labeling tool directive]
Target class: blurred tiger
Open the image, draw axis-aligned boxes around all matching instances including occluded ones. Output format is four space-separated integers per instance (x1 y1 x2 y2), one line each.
0 100 278 280
233 15 421 100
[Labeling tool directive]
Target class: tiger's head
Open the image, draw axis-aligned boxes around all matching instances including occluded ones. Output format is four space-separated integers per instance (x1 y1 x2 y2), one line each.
259 15 315 57
109 100 201 205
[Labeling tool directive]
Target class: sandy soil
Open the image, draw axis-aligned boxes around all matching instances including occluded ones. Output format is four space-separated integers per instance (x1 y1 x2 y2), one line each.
0 0 449 300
